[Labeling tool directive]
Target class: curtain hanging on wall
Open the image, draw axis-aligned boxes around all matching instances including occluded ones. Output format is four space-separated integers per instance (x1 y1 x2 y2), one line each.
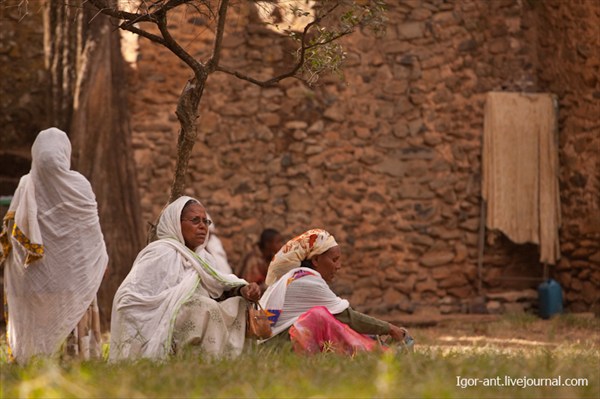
482 92 561 265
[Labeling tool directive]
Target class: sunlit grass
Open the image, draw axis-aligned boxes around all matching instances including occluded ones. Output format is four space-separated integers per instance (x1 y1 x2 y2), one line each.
1 315 598 399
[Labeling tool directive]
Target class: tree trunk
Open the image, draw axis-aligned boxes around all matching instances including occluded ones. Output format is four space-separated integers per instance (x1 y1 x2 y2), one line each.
43 0 78 130
146 76 206 243
169 75 207 202
45 1 144 328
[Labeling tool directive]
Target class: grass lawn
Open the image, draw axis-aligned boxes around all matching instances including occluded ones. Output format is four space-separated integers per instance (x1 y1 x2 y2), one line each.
1 313 598 398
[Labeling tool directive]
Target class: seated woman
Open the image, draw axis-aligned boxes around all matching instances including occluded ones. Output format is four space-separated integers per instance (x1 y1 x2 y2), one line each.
260 229 410 355
109 196 260 361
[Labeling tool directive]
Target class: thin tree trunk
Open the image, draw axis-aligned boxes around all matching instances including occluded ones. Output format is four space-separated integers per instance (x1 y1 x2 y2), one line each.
168 75 207 202
147 75 206 243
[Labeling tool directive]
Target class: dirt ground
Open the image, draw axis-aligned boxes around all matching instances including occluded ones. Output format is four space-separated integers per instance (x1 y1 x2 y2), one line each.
395 313 600 351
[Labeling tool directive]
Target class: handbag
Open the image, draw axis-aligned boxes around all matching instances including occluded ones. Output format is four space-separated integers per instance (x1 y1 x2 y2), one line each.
246 301 272 339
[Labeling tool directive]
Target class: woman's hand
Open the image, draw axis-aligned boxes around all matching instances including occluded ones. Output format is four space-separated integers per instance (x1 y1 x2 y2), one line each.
388 324 408 341
240 283 261 302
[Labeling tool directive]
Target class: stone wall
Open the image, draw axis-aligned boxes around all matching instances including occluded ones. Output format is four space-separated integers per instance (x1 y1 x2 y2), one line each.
2 0 597 317
535 0 600 313
127 0 599 316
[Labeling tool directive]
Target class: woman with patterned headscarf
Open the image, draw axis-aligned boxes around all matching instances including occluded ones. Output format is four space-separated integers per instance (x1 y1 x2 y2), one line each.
109 196 260 361
260 229 411 354
0 128 108 363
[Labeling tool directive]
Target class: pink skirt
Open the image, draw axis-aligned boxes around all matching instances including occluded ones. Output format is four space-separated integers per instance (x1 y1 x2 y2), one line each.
289 306 380 355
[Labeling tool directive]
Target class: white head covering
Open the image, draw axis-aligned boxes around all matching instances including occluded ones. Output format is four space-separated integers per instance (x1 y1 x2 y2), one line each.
156 196 209 249
265 229 338 286
110 196 246 361
1 127 108 363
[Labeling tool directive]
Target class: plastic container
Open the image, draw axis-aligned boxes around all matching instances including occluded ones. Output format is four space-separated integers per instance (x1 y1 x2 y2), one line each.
538 279 563 319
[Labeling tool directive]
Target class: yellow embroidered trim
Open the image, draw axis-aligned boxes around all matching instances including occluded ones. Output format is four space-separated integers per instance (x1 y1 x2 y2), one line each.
0 211 44 266
12 223 44 266
0 211 14 262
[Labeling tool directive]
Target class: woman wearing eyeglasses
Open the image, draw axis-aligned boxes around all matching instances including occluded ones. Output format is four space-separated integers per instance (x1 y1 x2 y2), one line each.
109 196 260 361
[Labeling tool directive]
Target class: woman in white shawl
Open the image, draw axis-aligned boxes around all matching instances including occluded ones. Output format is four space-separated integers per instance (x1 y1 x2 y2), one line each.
109 196 260 361
0 128 108 363
260 229 410 354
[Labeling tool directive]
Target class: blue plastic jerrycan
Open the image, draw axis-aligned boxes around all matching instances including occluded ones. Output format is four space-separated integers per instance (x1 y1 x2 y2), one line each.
538 279 563 319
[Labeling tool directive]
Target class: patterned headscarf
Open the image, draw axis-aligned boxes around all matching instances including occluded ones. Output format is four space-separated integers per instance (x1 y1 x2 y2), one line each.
265 229 338 286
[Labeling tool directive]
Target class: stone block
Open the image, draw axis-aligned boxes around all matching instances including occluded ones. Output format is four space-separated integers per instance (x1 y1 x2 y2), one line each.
308 120 324 134
381 41 410 54
420 250 455 267
383 288 408 304
488 38 509 54
438 273 468 288
324 105 345 122
486 300 502 314
350 288 371 305
369 158 407 178
354 126 371 139
398 22 424 39
485 290 538 303
396 275 418 294
458 39 478 53
432 266 452 280
433 11 457 26
415 278 437 293
383 80 408 95
581 281 598 304
285 120 308 130
454 243 469 262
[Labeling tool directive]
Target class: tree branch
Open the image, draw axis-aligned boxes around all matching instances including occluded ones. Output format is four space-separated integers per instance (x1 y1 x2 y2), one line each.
207 0 229 71
213 65 301 86
155 11 204 73
87 0 155 23
306 29 354 50
154 0 191 16
119 22 167 46
212 3 335 87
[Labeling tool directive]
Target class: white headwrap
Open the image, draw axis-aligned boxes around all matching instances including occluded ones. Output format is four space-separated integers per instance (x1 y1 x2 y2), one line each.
110 196 247 361
265 229 338 286
1 127 108 363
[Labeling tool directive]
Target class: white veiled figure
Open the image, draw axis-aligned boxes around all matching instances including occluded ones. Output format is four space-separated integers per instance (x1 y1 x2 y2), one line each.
109 196 249 361
0 128 108 363
204 212 233 275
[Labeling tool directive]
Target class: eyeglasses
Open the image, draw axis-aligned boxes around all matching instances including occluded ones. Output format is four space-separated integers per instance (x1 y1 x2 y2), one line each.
181 217 213 227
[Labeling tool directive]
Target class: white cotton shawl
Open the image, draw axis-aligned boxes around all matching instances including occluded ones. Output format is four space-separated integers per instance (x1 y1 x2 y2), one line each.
109 196 247 361
1 127 108 363
204 214 233 274
259 267 349 338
